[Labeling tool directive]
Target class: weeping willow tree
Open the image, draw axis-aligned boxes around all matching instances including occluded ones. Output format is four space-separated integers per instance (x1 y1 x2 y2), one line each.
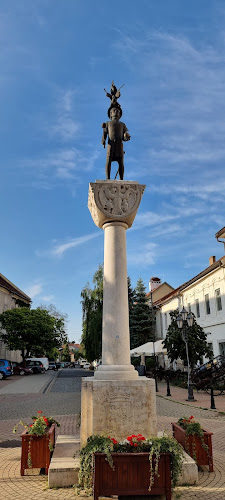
80 265 103 363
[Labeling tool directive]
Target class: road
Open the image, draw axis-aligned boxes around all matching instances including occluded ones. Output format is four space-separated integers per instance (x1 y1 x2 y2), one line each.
0 369 225 499
0 367 93 423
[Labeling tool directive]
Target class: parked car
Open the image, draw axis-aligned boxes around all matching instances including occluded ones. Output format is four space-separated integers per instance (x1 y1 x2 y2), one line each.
56 362 61 370
0 359 13 379
11 362 32 376
48 362 57 371
83 362 91 370
25 357 49 371
25 360 45 374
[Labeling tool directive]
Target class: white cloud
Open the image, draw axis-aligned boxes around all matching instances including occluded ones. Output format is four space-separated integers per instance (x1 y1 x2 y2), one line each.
52 116 79 141
134 211 179 230
41 295 54 302
128 242 158 266
25 282 43 299
37 232 101 259
49 87 80 142
112 28 225 185
23 147 100 183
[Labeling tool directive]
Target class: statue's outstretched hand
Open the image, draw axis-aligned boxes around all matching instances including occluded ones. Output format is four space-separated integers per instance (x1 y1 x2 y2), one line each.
124 132 131 141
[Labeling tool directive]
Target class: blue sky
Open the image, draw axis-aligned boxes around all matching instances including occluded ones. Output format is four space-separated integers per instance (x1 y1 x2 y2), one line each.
1 0 225 342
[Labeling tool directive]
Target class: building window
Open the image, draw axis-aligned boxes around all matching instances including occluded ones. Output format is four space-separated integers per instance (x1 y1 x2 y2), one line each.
187 303 191 313
219 342 225 356
164 313 167 331
215 289 222 311
205 294 210 315
195 299 200 318
207 342 213 358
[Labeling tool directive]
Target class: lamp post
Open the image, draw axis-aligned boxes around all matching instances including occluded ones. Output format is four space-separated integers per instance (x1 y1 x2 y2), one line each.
176 306 195 401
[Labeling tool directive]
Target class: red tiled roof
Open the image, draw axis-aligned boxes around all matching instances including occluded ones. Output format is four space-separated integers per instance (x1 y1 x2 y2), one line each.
0 273 31 302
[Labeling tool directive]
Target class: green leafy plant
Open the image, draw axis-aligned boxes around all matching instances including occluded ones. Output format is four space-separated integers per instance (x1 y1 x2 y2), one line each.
177 415 208 459
177 416 204 438
13 411 60 468
77 433 183 494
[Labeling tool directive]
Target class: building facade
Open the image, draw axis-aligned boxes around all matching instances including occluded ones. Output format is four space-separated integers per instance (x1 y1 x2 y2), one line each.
0 273 31 362
154 255 225 363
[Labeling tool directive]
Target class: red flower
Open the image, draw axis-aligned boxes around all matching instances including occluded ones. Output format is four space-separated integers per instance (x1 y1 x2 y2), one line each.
111 438 118 444
127 436 132 441
134 443 138 447
190 416 194 419
30 424 33 427
37 411 42 414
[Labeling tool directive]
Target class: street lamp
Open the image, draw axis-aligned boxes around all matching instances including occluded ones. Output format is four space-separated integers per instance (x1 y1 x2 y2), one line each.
176 307 195 401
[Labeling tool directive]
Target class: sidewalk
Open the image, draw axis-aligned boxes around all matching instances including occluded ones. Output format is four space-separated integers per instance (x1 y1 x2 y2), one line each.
0 371 57 395
0 385 225 499
156 380 225 413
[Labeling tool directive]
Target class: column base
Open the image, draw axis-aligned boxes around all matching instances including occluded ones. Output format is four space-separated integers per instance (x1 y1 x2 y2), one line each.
94 364 139 380
80 377 157 446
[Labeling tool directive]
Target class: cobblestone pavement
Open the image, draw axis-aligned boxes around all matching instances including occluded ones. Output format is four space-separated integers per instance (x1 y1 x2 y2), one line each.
0 373 225 499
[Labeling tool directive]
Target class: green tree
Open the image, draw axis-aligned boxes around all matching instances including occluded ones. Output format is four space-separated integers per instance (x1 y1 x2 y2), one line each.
163 309 212 369
0 307 67 361
81 264 103 363
128 276 135 345
130 278 154 349
62 342 71 362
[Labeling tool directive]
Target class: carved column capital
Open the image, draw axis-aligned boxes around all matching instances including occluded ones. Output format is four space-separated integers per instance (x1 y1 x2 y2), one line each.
88 180 145 229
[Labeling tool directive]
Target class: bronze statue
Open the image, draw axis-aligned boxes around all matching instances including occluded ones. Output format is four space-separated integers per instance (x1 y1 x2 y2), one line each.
102 81 130 180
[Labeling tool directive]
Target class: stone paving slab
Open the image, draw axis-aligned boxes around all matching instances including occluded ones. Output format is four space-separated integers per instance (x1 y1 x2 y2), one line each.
0 380 225 499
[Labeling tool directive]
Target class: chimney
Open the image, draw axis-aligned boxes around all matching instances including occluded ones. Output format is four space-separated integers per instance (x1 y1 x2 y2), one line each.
149 277 161 292
209 256 216 266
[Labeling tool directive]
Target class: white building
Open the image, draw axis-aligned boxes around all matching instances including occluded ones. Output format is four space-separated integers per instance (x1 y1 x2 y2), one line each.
154 253 225 361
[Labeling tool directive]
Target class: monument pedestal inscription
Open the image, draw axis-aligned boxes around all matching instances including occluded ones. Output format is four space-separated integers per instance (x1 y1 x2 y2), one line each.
80 180 157 445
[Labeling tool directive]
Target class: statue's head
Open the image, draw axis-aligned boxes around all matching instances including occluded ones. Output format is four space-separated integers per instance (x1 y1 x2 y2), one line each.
108 104 122 120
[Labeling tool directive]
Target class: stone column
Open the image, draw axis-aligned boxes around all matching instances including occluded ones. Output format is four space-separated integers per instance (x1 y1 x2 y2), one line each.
80 180 157 444
97 220 137 379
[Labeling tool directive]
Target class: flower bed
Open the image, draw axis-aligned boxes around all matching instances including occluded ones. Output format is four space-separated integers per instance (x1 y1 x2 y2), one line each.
172 416 213 472
94 452 172 500
20 424 55 475
13 410 60 475
77 433 183 498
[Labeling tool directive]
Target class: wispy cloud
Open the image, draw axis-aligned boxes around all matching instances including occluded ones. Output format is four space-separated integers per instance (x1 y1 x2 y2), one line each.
134 211 179 230
37 233 100 259
128 242 158 266
48 88 80 142
41 295 54 302
23 147 100 183
112 28 225 182
25 282 43 299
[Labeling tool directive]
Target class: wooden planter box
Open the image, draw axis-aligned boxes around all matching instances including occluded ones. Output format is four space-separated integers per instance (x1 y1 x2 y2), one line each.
172 422 213 472
20 424 56 475
94 452 172 500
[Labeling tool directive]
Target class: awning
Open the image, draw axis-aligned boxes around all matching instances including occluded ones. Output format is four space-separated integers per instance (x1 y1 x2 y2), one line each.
130 340 167 356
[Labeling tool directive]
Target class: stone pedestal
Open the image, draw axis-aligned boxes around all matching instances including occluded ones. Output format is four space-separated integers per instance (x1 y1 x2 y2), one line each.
81 180 157 444
80 377 157 445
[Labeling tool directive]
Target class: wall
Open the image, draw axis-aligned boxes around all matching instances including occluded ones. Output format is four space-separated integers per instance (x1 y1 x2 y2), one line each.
0 288 23 362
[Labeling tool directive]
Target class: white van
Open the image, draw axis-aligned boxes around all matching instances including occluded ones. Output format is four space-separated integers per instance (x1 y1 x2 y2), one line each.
26 357 49 371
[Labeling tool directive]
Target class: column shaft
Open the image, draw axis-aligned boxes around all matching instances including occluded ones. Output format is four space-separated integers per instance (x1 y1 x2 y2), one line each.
102 222 130 366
